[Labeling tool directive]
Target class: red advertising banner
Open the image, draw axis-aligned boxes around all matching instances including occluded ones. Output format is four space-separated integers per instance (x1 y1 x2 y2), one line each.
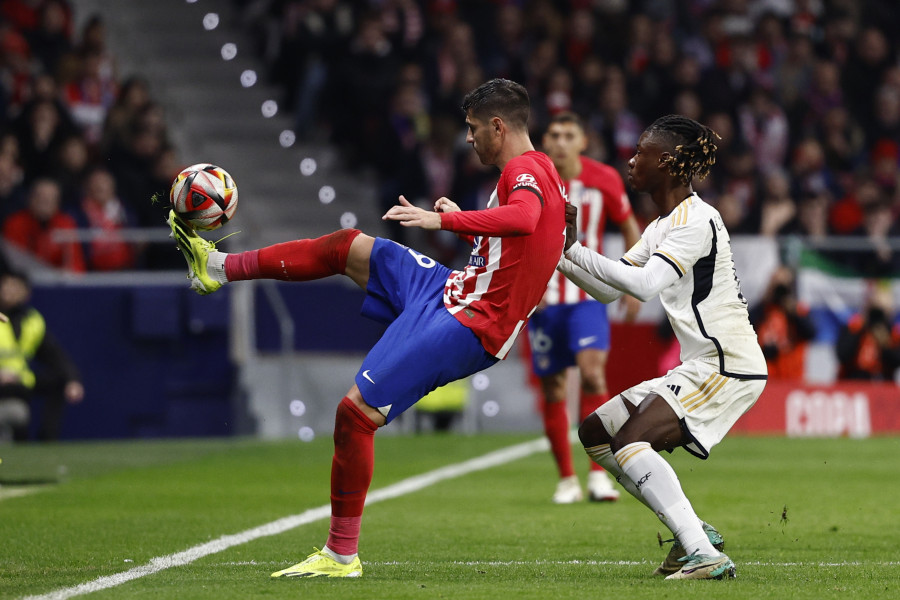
733 381 900 437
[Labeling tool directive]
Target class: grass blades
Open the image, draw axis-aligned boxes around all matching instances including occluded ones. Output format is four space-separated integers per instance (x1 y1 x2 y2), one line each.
1 434 899 600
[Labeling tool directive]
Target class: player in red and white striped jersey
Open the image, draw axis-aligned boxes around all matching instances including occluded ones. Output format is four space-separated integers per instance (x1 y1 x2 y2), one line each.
526 112 641 504
169 79 566 578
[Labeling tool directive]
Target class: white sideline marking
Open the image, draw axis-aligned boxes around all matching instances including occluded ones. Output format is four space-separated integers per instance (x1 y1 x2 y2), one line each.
21 437 549 600
0 486 45 501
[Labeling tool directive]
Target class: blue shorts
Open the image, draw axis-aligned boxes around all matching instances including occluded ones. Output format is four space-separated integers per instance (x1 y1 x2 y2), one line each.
526 301 610 376
355 238 498 423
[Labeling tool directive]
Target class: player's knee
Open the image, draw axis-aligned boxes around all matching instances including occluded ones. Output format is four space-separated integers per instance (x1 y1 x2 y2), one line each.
578 413 608 448
579 372 606 395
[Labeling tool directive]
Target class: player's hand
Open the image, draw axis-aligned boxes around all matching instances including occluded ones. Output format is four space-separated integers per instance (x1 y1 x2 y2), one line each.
0 311 7 323
564 203 578 251
383 195 442 230
434 197 460 213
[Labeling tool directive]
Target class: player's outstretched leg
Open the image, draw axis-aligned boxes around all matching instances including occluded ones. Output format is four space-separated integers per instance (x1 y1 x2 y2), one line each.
168 210 368 294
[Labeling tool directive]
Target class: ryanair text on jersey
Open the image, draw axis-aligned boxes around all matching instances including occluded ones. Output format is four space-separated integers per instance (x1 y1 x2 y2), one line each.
468 255 486 268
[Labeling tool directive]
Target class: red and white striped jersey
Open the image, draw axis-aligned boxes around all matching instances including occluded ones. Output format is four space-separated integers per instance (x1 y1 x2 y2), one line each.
440 151 567 359
544 156 633 305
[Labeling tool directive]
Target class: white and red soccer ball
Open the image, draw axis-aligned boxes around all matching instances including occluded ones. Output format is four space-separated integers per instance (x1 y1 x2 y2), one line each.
170 163 238 231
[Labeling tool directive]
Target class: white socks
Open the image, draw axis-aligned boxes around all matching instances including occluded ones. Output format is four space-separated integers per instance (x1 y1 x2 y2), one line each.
585 443 650 509
614 442 717 556
206 251 229 284
322 545 357 564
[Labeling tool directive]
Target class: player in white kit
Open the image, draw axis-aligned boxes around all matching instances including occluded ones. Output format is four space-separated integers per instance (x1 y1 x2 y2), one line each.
558 114 767 580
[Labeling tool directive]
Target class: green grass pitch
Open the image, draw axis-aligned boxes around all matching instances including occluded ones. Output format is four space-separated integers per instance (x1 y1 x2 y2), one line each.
1 433 898 599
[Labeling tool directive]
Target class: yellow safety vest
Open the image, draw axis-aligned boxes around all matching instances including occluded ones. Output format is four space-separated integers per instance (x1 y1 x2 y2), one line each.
0 308 46 389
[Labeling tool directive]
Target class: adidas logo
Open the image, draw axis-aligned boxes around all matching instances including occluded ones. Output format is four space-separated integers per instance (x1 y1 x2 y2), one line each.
666 384 681 396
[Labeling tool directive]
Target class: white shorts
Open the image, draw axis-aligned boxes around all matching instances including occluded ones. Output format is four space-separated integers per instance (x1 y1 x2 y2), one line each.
596 359 766 459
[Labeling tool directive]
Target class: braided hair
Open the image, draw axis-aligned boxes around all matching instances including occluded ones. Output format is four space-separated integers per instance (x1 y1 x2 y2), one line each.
646 115 720 186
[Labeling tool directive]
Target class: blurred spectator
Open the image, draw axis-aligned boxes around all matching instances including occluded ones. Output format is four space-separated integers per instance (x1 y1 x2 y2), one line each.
843 26 893 120
0 151 27 223
800 59 844 137
829 177 879 236
758 168 797 236
0 269 83 441
869 139 900 196
774 32 815 139
76 13 115 78
592 68 642 165
847 199 900 278
62 47 118 148
13 97 78 184
271 0 356 140
837 285 900 381
50 134 89 210
738 86 790 175
73 167 137 271
106 104 170 227
818 105 865 179
375 82 429 246
790 137 836 198
794 192 831 239
2 177 85 272
865 84 900 149
751 266 816 380
100 75 151 157
23 0 72 77
330 12 400 167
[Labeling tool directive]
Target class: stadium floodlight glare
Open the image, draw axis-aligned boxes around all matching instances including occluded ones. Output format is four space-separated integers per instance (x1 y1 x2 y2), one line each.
289 400 306 417
261 100 278 118
202 13 219 30
482 400 500 417
340 212 358 229
221 43 237 61
298 426 315 442
279 130 296 148
240 70 257 87
300 157 317 175
472 373 490 391
318 185 336 204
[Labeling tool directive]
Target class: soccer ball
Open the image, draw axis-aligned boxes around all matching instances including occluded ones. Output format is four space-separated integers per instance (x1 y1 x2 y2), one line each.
170 163 238 231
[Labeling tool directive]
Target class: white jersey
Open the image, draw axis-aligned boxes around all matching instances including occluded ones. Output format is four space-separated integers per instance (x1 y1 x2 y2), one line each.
622 193 767 379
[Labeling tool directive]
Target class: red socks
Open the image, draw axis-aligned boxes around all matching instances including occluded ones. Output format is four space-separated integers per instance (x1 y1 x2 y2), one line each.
326 397 378 556
581 392 609 471
542 400 574 478
225 228 361 282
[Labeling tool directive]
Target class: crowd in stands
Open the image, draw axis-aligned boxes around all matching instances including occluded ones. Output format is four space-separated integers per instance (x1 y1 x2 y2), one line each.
0 0 180 272
238 0 900 275
0 0 897 387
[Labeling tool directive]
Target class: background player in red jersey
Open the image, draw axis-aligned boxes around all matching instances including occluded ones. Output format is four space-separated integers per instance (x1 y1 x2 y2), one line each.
169 78 566 579
528 112 641 503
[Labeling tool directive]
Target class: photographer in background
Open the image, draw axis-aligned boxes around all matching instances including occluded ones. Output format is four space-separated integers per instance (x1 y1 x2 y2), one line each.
836 285 900 382
751 266 816 380
0 270 83 441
